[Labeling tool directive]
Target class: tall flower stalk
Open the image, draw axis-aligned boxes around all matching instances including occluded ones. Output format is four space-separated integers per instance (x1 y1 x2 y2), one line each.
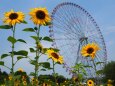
11 24 16 75
28 7 51 85
35 25 40 80
0 10 25 85
47 49 64 85
3 10 25 74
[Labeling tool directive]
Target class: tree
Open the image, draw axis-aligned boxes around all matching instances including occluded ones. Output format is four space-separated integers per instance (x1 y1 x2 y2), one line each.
103 61 115 85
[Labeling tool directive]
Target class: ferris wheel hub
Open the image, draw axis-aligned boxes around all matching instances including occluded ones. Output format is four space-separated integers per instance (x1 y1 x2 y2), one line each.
79 37 88 42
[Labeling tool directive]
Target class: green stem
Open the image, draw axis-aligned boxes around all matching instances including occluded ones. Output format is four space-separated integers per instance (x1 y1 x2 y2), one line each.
10 24 16 85
53 60 57 85
92 60 98 84
35 25 40 82
11 25 16 75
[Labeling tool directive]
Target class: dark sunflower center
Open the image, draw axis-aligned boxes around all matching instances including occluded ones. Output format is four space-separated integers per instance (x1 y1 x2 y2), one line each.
51 52 59 59
87 47 94 54
9 13 18 20
36 10 45 19
89 82 92 84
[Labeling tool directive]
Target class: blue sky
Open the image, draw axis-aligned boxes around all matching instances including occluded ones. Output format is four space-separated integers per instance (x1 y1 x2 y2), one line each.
0 0 115 77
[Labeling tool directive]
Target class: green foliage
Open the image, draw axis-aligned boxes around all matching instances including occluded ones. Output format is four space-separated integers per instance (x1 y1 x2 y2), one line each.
23 28 35 32
96 70 103 75
44 22 52 26
30 72 36 76
29 48 36 53
0 61 4 66
0 70 8 85
39 62 51 69
96 62 104 65
30 60 37 65
30 36 38 41
21 20 28 24
1 54 9 59
103 61 115 85
17 56 27 60
42 36 53 42
17 39 27 44
7 36 17 44
0 25 12 29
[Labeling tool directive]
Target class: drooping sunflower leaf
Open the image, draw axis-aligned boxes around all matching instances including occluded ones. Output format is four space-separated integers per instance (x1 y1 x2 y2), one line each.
17 56 26 60
49 48 60 52
0 25 12 29
29 48 35 53
39 62 50 69
1 54 9 59
96 70 103 75
7 36 17 44
22 20 28 24
29 72 36 76
30 36 38 41
44 22 52 26
0 61 4 66
30 60 37 65
42 36 53 42
96 62 104 65
9 50 28 56
40 69 46 71
34 27 38 30
84 65 92 68
23 28 34 32
16 50 28 56
17 39 26 44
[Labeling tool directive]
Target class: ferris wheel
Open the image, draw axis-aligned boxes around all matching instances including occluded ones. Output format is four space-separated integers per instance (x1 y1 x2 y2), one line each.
49 2 107 78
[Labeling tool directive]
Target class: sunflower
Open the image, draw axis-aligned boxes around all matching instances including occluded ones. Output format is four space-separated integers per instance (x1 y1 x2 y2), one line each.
81 43 100 59
18 68 24 72
47 49 64 64
29 7 51 25
3 10 25 26
23 81 27 86
87 80 94 86
8 75 12 80
43 83 51 86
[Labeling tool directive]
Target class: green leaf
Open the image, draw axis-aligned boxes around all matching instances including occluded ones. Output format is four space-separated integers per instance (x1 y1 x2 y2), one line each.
0 61 4 66
84 65 92 68
44 22 52 26
0 25 12 29
17 56 26 60
7 36 17 44
39 62 50 69
96 62 104 65
40 69 46 71
96 70 103 75
30 36 38 41
34 27 38 30
10 50 28 56
30 60 37 65
29 48 35 53
49 48 60 52
29 72 36 76
42 36 53 42
23 28 34 32
1 54 9 59
17 39 26 44
22 20 27 24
